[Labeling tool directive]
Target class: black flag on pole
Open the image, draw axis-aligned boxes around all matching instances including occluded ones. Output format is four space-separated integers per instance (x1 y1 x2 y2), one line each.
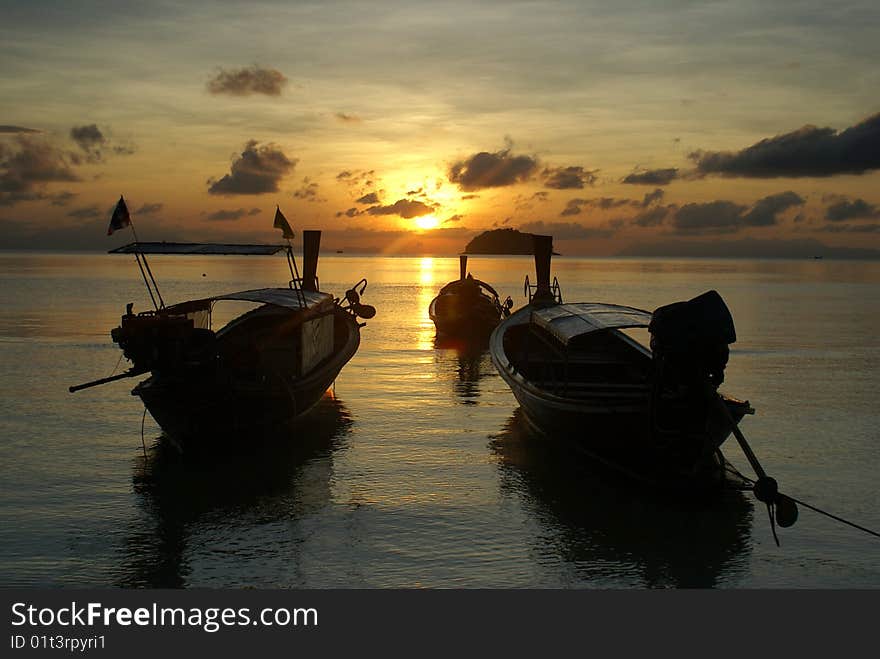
107 196 131 235
273 206 295 240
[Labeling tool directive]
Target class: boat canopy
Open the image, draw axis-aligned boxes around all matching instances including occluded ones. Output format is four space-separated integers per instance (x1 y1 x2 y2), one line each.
531 303 652 345
110 242 286 255
165 288 332 314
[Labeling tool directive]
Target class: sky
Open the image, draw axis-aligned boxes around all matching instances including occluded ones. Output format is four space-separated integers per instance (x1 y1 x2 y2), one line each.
1 0 879 256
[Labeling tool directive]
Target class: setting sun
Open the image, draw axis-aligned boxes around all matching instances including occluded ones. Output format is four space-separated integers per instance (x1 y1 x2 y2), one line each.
414 214 440 230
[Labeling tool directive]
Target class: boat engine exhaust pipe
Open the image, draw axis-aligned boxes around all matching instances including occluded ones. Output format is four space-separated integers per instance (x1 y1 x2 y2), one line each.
532 234 554 302
460 254 468 280
302 230 321 292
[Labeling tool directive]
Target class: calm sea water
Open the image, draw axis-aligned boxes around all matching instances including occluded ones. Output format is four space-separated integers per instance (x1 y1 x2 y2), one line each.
1 252 878 588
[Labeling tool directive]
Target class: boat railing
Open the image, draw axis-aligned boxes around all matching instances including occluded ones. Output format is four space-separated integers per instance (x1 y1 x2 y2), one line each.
288 275 318 294
524 275 563 304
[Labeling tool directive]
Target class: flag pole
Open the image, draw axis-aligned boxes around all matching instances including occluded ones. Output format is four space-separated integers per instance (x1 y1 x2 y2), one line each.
276 205 305 305
120 196 164 310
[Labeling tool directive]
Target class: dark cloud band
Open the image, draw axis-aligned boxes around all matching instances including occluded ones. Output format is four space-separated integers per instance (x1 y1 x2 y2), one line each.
690 112 880 178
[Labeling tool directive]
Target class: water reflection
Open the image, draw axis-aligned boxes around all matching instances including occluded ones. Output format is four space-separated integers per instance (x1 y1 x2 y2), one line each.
491 410 753 588
116 394 352 587
433 336 492 405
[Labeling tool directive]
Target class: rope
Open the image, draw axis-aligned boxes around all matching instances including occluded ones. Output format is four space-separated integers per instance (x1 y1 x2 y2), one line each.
140 407 148 458
109 350 125 377
724 464 880 540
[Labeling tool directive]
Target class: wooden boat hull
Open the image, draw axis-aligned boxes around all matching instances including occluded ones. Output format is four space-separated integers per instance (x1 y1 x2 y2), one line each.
132 308 361 444
429 292 503 337
490 306 751 489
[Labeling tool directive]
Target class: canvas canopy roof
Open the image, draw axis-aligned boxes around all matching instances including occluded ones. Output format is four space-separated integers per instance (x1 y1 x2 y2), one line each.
532 302 652 345
165 288 332 314
110 242 285 255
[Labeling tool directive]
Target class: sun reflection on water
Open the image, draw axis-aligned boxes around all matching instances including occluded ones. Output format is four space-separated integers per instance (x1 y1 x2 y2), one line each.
416 257 437 351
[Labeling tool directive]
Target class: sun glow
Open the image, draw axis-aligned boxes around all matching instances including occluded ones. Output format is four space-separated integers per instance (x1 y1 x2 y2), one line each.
414 214 440 230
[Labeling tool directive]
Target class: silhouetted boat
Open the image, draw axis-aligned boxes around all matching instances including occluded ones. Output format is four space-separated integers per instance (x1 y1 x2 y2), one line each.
429 254 511 338
71 229 375 445
490 235 757 491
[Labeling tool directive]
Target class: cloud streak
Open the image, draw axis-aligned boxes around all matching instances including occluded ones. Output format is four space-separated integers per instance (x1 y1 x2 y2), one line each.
825 197 879 222
542 166 597 189
690 112 880 178
207 65 288 96
670 192 804 234
365 198 434 219
519 220 617 240
622 168 679 185
205 207 262 221
449 146 538 190
0 135 79 206
0 125 40 134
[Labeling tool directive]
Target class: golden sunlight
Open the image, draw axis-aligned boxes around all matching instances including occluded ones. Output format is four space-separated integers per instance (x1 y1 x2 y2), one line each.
414 214 440 230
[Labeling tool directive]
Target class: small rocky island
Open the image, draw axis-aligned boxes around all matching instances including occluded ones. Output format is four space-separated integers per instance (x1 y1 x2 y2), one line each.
464 228 537 254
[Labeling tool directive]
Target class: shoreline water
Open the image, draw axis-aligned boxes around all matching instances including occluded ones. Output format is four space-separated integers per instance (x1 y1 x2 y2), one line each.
1 253 878 588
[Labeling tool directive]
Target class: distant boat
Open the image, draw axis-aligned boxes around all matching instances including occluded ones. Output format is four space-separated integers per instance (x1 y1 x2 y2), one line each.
490 235 792 504
71 230 376 445
429 254 511 338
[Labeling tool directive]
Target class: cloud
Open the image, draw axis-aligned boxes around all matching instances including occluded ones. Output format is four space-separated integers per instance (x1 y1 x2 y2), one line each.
448 146 538 190
542 165 598 189
49 191 77 206
519 220 617 240
335 113 362 123
70 124 104 150
560 198 589 216
561 195 647 217
514 190 550 211
0 135 79 206
208 140 296 195
365 198 435 219
69 124 134 162
632 205 671 227
461 194 480 200
444 214 464 223
335 207 360 218
293 178 321 201
741 191 804 226
66 205 102 219
825 197 880 222
642 188 665 207
619 237 880 260
0 125 40 134
205 207 262 221
622 168 679 185
335 169 375 187
690 112 880 178
356 192 380 204
673 201 748 234
207 65 287 96
135 202 163 215
819 223 880 233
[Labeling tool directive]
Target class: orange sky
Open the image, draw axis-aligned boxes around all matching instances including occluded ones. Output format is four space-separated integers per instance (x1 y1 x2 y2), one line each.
1 1 879 256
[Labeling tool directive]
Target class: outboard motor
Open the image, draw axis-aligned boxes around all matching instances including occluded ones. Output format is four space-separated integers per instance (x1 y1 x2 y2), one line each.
648 290 737 457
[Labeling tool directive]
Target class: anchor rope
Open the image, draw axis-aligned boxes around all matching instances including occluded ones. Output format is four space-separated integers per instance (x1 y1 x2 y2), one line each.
724 464 880 540
140 407 148 458
109 350 125 377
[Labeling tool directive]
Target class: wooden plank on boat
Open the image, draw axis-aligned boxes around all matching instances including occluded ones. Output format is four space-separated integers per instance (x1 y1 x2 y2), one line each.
212 288 332 311
531 303 652 346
